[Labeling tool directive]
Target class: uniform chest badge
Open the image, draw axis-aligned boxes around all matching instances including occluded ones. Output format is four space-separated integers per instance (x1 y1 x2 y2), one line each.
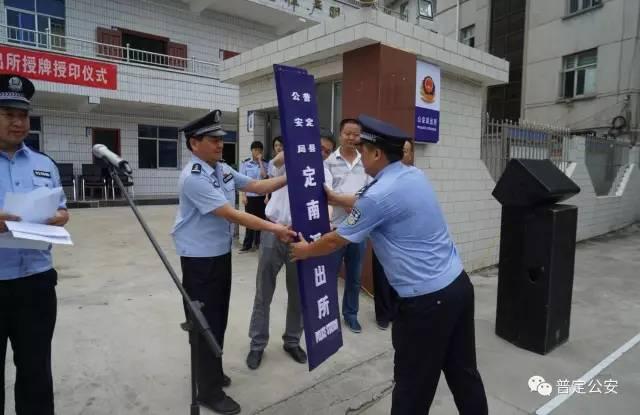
33 170 51 178
346 207 362 225
191 163 202 174
223 173 233 183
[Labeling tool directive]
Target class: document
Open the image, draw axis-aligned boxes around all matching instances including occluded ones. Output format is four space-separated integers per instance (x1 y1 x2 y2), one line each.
0 187 72 248
5 221 73 246
3 187 63 223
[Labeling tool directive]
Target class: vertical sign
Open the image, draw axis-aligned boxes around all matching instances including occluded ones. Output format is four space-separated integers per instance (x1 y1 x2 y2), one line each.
415 60 440 143
273 64 342 370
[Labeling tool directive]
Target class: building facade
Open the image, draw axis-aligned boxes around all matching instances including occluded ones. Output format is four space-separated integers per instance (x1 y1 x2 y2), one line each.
0 0 367 197
388 0 639 139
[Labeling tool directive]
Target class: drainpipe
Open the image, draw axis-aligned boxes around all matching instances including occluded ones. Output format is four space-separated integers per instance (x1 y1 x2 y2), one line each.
456 0 460 40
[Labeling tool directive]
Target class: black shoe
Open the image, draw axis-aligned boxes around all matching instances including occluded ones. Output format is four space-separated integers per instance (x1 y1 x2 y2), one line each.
198 393 241 415
238 247 252 254
222 374 231 388
376 320 390 331
246 350 263 370
283 345 307 364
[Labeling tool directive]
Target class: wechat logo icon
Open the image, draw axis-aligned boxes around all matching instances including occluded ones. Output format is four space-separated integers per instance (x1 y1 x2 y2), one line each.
528 375 553 396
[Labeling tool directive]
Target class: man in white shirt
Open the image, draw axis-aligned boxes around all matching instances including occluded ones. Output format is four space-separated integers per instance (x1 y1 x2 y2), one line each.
324 118 370 333
246 141 333 370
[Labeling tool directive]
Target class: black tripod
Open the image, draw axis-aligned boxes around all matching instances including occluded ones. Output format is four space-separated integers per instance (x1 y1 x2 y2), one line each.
107 164 221 415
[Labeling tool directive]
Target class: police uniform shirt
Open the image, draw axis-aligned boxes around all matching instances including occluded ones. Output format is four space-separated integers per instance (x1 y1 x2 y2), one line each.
172 155 252 257
336 161 463 298
239 157 266 197
0 143 67 280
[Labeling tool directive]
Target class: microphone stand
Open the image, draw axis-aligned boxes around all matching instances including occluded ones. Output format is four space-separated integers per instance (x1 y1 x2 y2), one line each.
106 163 221 415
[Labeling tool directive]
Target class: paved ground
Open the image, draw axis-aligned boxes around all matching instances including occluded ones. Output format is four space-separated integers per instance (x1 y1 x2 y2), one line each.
4 206 639 414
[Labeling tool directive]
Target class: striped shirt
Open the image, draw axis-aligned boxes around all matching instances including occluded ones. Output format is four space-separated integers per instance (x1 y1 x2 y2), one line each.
324 147 371 228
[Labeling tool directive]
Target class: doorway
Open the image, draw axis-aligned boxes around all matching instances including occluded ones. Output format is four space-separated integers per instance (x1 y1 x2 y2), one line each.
92 128 121 163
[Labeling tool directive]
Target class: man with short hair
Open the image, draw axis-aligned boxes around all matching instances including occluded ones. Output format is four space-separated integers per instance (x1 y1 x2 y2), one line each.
324 118 369 333
239 141 268 252
0 74 69 415
173 110 295 414
246 135 334 370
291 115 488 415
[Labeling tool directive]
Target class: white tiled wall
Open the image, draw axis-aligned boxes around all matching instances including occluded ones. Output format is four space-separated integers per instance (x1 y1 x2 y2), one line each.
0 0 279 110
36 108 192 196
418 74 501 272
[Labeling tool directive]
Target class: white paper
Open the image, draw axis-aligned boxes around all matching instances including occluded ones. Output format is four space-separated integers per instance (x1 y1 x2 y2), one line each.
5 221 73 246
0 233 50 249
3 187 63 223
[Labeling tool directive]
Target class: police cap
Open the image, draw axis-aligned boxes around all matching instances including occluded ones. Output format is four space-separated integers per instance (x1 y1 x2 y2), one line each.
357 114 410 149
181 109 226 139
0 74 34 110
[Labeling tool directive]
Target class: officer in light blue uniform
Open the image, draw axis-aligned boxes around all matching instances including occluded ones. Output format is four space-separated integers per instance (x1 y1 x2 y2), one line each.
238 140 268 252
290 114 488 415
0 74 69 415
172 109 293 415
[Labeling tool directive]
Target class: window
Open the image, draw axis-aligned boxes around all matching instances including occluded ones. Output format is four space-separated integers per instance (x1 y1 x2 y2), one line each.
138 125 179 169
5 0 65 50
24 116 41 151
418 0 435 19
568 0 602 15
562 49 597 98
460 25 475 47
399 2 409 20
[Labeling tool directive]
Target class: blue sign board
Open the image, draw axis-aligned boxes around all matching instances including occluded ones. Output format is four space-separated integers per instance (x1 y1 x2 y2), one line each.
415 60 441 143
273 64 343 370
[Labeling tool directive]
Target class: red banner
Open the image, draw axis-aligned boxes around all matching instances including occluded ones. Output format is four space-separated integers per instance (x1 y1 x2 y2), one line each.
0 45 117 90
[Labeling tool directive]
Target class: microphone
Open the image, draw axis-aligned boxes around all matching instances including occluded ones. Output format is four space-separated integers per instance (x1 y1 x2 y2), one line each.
92 144 132 175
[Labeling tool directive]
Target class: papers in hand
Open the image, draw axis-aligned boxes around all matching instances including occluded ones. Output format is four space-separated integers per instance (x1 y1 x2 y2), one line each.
0 187 71 249
0 221 73 248
3 187 63 223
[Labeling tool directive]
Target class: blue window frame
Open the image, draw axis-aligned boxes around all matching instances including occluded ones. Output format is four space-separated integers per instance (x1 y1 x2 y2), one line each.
5 0 65 49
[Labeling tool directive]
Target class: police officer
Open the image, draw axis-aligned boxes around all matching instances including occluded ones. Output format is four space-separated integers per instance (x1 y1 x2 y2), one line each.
291 115 488 414
172 110 294 415
239 141 268 253
0 74 69 415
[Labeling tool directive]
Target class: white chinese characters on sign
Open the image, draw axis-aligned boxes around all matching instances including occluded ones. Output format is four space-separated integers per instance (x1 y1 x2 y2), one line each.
314 319 338 343
306 200 320 221
22 56 36 74
302 166 316 188
290 91 312 103
310 233 321 241
314 265 327 287
317 295 330 320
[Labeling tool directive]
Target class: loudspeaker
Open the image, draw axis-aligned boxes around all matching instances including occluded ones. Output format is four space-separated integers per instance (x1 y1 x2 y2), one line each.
492 159 580 207
495 204 578 354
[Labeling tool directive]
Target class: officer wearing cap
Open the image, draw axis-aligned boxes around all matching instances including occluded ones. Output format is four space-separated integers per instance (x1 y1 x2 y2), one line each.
172 109 294 415
0 74 69 415
291 115 488 414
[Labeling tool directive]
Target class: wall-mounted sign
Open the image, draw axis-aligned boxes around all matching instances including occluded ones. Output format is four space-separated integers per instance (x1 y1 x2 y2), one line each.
247 110 255 132
415 60 440 143
0 45 117 90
